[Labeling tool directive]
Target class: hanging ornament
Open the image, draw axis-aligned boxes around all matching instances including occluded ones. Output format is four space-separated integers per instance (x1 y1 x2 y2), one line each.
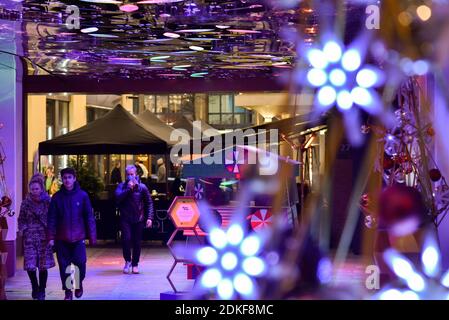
360 193 378 229
361 124 371 134
394 109 412 127
394 169 406 184
434 184 449 213
429 168 442 182
384 134 402 156
364 215 377 229
378 184 427 235
383 155 395 170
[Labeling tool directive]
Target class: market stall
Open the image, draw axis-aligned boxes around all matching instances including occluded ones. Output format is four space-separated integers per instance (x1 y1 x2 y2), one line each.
136 109 176 144
38 104 177 242
181 114 328 215
181 145 301 236
169 115 221 138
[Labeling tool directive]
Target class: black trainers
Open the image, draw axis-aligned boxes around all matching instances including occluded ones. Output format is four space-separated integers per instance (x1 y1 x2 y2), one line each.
37 288 46 300
31 286 39 300
74 286 83 299
64 290 73 300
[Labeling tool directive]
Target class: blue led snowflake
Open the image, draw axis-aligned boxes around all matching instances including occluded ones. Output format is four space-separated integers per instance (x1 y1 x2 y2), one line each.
194 224 266 300
303 37 383 112
299 34 385 145
376 232 449 300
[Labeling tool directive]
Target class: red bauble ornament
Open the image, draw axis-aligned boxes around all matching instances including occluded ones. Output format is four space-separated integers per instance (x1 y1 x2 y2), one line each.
378 185 427 230
383 156 394 170
429 168 442 182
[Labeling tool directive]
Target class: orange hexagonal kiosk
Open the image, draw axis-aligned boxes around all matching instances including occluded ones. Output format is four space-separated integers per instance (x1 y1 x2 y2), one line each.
161 196 202 299
168 196 200 229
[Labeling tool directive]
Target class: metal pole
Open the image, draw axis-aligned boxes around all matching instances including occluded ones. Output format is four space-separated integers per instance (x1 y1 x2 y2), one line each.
164 152 169 195
300 148 305 226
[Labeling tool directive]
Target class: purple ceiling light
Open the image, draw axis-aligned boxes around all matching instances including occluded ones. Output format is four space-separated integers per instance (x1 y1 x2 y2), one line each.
10 0 317 79
119 3 139 12
137 0 184 4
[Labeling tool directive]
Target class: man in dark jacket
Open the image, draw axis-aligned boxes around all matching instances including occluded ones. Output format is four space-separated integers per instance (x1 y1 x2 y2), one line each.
110 161 122 184
47 167 97 300
115 165 153 274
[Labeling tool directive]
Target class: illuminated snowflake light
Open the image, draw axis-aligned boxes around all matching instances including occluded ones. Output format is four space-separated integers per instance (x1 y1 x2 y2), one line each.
376 232 449 300
300 34 385 145
194 224 266 300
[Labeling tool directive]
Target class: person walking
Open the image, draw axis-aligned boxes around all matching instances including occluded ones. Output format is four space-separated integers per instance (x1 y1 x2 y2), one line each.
138 161 149 184
110 161 123 184
47 167 97 300
115 165 153 274
156 158 166 183
44 165 59 196
134 160 144 179
18 173 55 300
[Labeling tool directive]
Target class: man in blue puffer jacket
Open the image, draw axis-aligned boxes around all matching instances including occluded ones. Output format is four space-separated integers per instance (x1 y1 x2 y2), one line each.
47 167 97 300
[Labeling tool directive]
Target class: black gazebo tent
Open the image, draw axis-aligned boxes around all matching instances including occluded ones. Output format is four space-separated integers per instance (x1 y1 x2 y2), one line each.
169 115 220 138
186 113 327 152
136 109 176 144
39 105 170 155
38 104 176 242
137 112 220 143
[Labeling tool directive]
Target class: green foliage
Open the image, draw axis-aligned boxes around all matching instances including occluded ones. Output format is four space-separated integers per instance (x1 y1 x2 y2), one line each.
69 156 104 200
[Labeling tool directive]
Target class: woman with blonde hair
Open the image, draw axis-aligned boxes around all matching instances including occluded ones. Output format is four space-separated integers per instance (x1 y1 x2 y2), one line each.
44 165 59 195
18 173 55 300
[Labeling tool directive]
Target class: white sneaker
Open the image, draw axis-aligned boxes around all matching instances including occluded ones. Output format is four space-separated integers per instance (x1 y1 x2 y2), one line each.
123 261 132 274
132 266 139 274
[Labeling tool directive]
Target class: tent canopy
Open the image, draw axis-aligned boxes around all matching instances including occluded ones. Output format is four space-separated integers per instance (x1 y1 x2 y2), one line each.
182 145 300 179
169 115 220 138
188 113 327 147
243 113 327 138
136 109 176 144
39 105 168 155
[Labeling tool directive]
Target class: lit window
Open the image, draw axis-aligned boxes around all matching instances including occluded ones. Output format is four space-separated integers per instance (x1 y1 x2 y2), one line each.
207 94 253 129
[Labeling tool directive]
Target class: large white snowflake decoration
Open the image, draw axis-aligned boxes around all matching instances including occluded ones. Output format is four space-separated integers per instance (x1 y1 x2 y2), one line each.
376 232 449 300
194 223 266 300
298 33 385 145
